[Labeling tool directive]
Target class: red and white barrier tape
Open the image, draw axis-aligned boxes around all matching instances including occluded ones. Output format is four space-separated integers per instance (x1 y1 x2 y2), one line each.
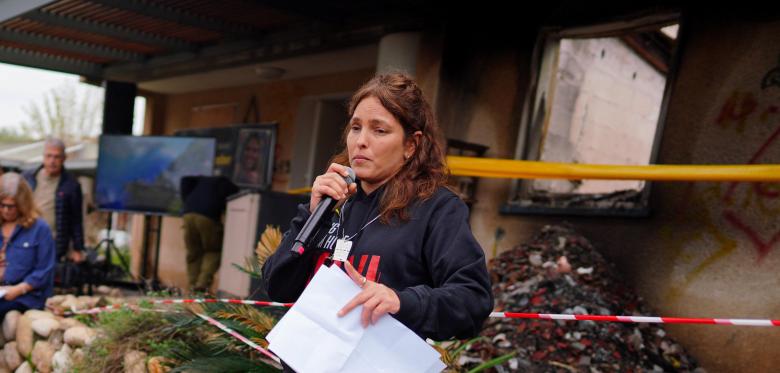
71 303 126 315
194 312 282 368
489 312 780 327
153 299 292 307
54 299 283 367
59 298 292 315
52 298 780 372
59 298 780 327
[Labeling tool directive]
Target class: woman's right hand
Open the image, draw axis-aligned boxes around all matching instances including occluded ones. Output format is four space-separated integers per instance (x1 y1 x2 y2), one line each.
310 163 357 213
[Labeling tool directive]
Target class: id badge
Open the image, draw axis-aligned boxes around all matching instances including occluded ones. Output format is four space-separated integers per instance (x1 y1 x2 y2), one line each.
333 239 353 262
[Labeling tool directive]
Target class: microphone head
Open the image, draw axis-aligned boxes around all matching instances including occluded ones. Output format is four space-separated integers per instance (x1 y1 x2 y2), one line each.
343 167 356 185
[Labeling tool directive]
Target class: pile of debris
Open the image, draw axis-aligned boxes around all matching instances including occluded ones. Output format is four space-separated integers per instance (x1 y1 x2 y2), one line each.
465 225 703 372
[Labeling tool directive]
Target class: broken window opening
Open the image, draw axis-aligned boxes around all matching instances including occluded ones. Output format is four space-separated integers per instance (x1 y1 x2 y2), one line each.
506 15 681 216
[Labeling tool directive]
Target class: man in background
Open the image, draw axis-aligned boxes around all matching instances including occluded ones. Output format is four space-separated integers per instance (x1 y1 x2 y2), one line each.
180 175 239 293
23 138 85 262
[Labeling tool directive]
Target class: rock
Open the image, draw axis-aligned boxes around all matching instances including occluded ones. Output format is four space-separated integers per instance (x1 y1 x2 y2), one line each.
31 318 60 338
528 253 542 266
3 342 21 370
23 310 54 321
109 288 123 298
45 295 67 309
13 361 31 373
0 345 8 371
15 315 33 357
96 285 112 295
58 318 84 331
63 327 95 348
124 350 147 373
51 345 72 373
71 348 84 366
556 255 572 273
2 311 20 341
76 296 99 310
48 329 64 351
59 295 78 311
31 341 54 373
106 297 124 305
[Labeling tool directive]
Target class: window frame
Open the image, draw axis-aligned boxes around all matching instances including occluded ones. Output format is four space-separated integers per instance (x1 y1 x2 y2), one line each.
503 13 685 218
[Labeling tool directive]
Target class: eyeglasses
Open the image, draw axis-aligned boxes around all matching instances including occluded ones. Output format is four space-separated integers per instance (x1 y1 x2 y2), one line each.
0 203 17 210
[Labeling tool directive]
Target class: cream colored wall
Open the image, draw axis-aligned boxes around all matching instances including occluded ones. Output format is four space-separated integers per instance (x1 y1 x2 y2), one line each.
416 37 550 260
138 69 375 290
590 17 780 373
459 52 543 258
538 37 664 194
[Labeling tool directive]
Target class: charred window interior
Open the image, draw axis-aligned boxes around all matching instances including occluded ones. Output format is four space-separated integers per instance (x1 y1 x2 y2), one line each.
505 17 681 217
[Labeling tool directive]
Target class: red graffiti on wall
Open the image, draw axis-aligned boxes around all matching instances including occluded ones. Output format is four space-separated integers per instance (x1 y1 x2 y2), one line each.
760 105 779 122
716 92 758 132
723 210 780 262
719 122 780 262
716 91 780 133
722 123 780 203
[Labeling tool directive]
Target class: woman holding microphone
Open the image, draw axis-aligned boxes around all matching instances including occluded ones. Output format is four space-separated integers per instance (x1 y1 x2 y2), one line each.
263 73 493 342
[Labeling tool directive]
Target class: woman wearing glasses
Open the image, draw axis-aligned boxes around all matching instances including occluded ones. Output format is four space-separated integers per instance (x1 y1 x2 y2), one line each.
0 172 55 319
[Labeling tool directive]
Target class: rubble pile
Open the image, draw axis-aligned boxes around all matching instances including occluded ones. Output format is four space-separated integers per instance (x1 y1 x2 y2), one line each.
466 225 703 373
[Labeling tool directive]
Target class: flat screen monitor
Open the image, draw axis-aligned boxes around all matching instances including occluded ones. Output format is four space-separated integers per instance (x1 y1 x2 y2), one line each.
96 135 215 215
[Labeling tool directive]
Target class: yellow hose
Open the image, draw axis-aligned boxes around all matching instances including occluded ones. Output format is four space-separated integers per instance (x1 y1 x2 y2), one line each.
447 156 780 182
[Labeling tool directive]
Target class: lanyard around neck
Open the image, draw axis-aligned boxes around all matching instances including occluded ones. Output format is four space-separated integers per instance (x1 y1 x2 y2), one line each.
338 198 380 242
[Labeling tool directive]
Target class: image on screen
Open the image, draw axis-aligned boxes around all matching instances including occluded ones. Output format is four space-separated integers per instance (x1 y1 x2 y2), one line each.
96 135 215 215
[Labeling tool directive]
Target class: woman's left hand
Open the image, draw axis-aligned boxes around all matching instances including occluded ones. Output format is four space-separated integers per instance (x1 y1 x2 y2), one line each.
338 261 400 327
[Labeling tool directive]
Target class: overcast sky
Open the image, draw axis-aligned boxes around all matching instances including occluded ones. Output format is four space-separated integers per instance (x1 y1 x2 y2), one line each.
0 62 144 136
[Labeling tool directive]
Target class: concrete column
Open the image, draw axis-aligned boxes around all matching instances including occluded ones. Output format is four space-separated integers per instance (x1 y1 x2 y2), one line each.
377 32 422 76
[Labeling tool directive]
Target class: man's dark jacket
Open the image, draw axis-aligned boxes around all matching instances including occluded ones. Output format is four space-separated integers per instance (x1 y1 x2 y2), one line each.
23 166 85 259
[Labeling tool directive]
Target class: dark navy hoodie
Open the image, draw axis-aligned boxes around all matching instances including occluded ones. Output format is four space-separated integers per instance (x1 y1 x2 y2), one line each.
262 184 493 341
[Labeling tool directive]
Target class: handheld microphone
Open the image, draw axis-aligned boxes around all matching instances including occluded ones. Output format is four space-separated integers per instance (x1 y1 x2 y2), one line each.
291 167 356 256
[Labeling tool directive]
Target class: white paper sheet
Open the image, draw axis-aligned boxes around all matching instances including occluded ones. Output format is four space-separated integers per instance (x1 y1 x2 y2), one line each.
267 264 445 373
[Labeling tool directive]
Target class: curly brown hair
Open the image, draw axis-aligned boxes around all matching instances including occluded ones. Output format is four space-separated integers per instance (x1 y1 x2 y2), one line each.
331 73 449 223
0 172 41 229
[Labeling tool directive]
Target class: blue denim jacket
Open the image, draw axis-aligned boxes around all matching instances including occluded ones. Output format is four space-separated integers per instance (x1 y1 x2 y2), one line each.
1 218 55 309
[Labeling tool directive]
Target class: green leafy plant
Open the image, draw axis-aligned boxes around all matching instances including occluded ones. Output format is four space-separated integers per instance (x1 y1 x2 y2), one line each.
432 337 517 372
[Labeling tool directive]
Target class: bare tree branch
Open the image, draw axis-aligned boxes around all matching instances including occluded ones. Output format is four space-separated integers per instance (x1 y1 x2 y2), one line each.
20 81 103 141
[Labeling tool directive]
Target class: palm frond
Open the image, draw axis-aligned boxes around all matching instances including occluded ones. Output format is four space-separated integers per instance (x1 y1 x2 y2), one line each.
466 352 516 373
449 336 484 361
432 344 452 366
250 337 269 348
169 355 278 372
234 225 282 278
164 322 279 372
213 305 277 335
256 225 282 267
232 262 262 279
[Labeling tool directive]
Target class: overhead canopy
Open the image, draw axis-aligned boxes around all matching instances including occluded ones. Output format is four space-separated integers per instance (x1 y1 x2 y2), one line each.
0 0 421 86
0 1 695 95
